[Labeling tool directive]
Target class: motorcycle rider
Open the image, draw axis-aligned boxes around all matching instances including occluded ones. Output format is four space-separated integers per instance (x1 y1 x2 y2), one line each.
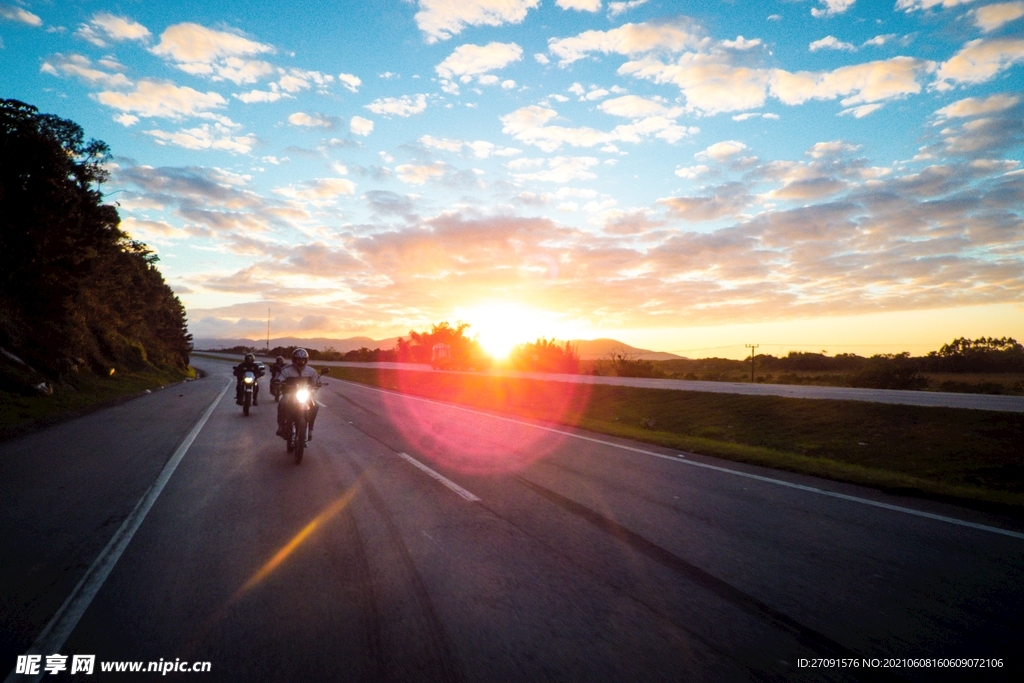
276 348 320 440
233 353 265 406
268 355 287 400
269 355 286 379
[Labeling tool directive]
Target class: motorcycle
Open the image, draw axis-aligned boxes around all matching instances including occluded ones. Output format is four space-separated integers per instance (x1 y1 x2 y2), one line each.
241 370 257 416
281 368 329 464
270 374 283 403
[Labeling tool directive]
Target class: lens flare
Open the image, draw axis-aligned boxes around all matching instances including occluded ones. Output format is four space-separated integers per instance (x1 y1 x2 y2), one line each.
377 367 594 476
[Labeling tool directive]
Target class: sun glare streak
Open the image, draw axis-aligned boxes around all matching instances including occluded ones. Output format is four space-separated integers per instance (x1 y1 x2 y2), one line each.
235 481 361 597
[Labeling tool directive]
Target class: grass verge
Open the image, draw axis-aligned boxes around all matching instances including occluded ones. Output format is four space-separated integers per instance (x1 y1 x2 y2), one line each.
327 366 1024 512
0 365 197 441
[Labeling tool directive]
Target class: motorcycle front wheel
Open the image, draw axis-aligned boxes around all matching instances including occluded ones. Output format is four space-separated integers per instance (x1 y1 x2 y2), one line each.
294 414 306 464
243 392 251 416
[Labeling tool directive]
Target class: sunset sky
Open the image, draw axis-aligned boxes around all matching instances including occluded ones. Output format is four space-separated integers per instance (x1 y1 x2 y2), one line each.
2 0 1022 358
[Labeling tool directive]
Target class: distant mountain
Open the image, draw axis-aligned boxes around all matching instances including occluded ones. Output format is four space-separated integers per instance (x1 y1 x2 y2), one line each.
569 338 683 361
194 335 681 360
192 336 400 353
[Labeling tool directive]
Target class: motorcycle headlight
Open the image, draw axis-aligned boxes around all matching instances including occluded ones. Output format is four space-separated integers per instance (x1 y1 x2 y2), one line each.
244 376 254 384
296 388 310 402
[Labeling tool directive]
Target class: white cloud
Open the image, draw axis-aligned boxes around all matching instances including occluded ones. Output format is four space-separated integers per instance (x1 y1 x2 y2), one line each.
338 72 362 92
933 38 1024 90
41 53 133 89
674 164 709 179
146 123 257 153
420 135 465 153
934 93 1019 118
95 80 227 119
617 41 934 115
811 0 856 18
810 36 856 52
896 0 976 11
233 70 332 104
152 23 275 84
75 13 150 47
770 57 934 107
512 156 600 183
274 178 356 204
395 162 447 185
287 112 334 128
276 68 333 93
468 140 497 158
365 94 427 117
599 95 672 118
732 112 779 121
501 104 696 152
862 34 897 48
721 36 761 51
235 87 287 104
420 135 518 158
621 53 774 115
350 115 374 136
0 5 41 26
535 53 550 65
838 103 884 117
557 0 602 11
414 0 540 43
608 0 648 17
971 2 1024 33
806 141 861 158
114 113 139 126
695 140 747 162
549 20 707 66
506 157 545 171
436 42 522 86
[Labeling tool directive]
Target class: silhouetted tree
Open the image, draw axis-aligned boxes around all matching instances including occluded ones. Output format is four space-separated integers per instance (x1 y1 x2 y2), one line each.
0 99 191 381
510 338 580 374
924 336 1024 372
396 322 480 364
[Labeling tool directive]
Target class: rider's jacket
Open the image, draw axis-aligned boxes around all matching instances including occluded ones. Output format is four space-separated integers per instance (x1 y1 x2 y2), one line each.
233 360 265 378
269 361 286 378
279 364 318 385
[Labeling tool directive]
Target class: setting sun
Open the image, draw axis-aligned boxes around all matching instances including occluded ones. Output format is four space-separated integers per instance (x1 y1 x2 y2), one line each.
457 303 559 359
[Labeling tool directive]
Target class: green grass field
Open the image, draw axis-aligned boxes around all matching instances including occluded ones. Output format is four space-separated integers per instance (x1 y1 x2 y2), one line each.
0 365 196 440
327 366 1024 512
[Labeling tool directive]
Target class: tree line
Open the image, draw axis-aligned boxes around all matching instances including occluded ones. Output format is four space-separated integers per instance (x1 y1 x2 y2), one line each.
0 99 192 394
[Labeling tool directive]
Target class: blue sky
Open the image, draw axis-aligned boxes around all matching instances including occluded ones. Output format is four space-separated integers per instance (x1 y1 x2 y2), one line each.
2 0 1023 357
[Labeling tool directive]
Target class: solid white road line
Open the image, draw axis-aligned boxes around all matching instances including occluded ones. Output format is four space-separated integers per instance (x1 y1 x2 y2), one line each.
397 452 481 502
4 381 232 683
337 379 1024 542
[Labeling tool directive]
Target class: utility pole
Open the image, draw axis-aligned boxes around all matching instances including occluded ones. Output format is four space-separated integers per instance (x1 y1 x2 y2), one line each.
745 344 759 382
266 308 270 356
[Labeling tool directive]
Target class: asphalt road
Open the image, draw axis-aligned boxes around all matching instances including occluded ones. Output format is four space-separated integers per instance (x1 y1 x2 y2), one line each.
2 358 1022 681
196 353 1024 412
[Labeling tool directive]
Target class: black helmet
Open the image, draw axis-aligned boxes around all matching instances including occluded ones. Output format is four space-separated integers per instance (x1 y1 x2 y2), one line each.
292 348 309 368
275 356 284 364
244 353 255 363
